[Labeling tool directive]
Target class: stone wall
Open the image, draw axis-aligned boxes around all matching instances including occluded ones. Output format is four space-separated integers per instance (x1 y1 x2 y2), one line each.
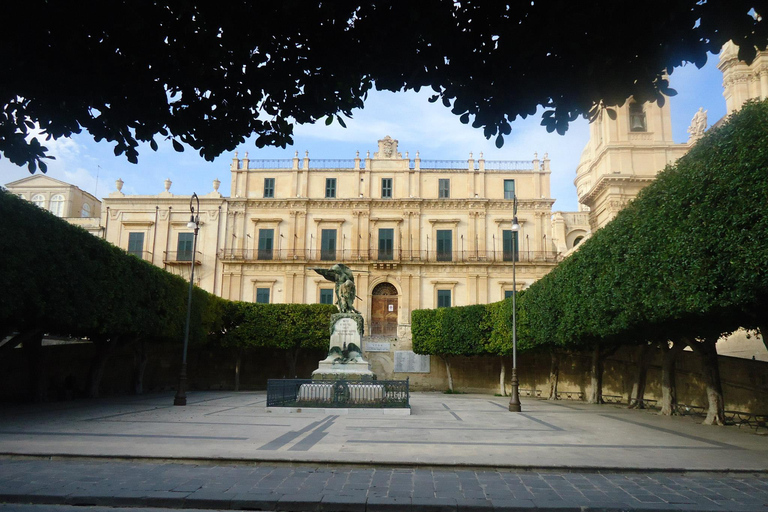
2 341 766 415
397 346 768 413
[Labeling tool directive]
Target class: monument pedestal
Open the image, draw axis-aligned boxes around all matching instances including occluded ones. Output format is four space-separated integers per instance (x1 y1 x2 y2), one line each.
311 313 375 381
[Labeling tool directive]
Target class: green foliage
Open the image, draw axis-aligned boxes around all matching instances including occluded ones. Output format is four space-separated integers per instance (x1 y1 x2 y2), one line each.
218 302 336 352
412 293 529 357
0 190 222 342
524 99 768 350
3 2 766 170
413 101 768 357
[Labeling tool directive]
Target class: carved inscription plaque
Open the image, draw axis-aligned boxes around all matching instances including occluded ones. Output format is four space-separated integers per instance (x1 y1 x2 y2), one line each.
394 351 431 373
365 341 390 352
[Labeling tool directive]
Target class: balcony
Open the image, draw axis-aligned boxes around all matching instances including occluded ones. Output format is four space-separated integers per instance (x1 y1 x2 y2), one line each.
126 250 153 262
218 249 559 264
163 251 203 265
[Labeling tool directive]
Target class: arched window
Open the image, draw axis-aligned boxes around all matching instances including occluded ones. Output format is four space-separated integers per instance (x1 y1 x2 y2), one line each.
49 194 65 217
573 236 584 247
81 202 91 218
31 194 45 208
629 102 646 132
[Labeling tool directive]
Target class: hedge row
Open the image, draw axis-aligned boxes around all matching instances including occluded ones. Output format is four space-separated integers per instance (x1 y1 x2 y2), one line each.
0 190 227 343
411 295 528 358
525 99 768 350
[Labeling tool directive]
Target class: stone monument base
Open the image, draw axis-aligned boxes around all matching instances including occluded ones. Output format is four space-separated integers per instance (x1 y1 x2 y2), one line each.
311 312 375 381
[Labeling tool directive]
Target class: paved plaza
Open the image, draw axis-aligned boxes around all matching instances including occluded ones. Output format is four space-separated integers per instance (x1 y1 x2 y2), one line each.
0 391 766 511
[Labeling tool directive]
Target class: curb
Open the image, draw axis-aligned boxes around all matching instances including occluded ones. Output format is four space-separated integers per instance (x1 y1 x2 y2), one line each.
1 453 766 476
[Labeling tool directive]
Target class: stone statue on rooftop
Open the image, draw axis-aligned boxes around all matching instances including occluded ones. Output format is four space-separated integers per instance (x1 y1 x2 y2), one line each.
688 107 708 142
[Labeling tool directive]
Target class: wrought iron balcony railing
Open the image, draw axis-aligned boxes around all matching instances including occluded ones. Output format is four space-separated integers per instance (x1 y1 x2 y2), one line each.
218 248 559 264
126 250 153 262
163 251 203 265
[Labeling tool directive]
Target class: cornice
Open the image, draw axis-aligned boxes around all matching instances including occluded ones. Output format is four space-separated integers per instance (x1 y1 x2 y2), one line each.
581 174 655 204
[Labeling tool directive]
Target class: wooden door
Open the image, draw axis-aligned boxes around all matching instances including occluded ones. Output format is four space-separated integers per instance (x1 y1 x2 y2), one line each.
371 282 398 335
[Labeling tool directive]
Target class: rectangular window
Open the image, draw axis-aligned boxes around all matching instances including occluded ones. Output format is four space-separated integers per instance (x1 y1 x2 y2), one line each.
325 178 336 198
255 288 270 304
127 232 144 258
321 229 337 260
504 180 515 199
320 289 334 305
381 178 393 198
503 230 519 262
177 233 194 261
436 229 452 261
257 229 274 260
438 179 450 198
263 178 275 198
505 290 515 300
378 228 394 260
437 290 451 308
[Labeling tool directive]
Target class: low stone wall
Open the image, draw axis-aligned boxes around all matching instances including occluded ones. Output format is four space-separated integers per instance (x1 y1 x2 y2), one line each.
0 341 325 402
2 338 767 415
381 346 768 414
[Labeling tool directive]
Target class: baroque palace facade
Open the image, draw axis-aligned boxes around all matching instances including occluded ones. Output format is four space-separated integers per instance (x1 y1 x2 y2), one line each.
92 136 589 338
7 43 767 366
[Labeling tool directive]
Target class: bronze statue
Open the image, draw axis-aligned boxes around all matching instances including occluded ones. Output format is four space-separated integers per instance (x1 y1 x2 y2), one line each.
312 263 360 314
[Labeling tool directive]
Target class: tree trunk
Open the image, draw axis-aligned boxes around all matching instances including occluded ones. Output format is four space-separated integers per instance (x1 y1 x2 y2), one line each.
286 349 299 379
499 357 507 396
234 349 242 391
660 341 684 416
629 343 650 409
588 346 603 404
87 337 118 398
547 349 560 400
685 337 725 426
441 356 454 392
132 339 148 395
23 331 46 402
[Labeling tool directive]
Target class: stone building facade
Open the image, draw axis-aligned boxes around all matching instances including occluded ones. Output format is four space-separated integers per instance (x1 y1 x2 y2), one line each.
574 99 690 232
5 175 103 237
100 137 589 341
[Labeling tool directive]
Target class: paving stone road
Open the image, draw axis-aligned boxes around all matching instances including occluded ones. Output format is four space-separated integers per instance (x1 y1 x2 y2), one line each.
0 391 766 511
1 457 767 511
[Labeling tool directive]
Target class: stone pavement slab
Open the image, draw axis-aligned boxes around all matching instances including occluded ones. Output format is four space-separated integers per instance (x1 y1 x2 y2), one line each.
0 458 767 511
0 391 766 471
1 391 768 511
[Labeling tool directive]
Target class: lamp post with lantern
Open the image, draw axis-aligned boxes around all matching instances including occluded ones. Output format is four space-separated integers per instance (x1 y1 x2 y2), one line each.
174 193 200 406
508 194 522 412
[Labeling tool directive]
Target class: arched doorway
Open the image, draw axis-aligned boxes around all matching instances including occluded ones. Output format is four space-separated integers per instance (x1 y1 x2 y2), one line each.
371 282 398 335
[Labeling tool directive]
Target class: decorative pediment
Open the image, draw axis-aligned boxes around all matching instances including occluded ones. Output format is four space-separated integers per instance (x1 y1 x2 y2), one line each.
374 136 401 159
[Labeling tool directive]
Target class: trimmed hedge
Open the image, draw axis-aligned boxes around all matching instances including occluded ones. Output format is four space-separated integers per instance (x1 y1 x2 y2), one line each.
412 294 529 358
218 301 336 352
525 99 768 349
0 190 226 342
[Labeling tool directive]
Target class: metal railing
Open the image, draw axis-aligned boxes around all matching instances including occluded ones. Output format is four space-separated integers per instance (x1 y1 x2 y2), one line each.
267 379 410 408
310 159 358 169
241 158 536 172
246 159 293 169
126 250 153 261
219 248 559 264
419 159 470 170
483 160 533 171
163 251 203 264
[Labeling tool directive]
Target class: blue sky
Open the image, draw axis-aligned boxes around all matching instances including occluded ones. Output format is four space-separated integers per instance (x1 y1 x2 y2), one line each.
1 53 727 212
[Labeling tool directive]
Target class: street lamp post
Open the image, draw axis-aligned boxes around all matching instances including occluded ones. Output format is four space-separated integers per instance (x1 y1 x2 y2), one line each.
508 194 522 412
174 193 200 406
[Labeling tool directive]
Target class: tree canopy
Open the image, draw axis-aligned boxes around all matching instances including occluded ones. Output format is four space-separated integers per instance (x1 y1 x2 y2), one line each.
523 99 768 351
2 1 766 172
